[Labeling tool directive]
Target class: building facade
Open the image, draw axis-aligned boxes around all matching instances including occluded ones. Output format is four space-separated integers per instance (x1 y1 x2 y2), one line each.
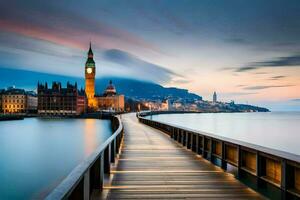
96 81 125 112
37 82 86 116
1 87 37 114
0 89 4 113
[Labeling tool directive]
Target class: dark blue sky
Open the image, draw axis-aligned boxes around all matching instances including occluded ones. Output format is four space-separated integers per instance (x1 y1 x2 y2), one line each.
0 0 300 110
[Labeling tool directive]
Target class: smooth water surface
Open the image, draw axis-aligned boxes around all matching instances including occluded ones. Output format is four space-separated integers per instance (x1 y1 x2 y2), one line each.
0 118 112 199
147 112 300 155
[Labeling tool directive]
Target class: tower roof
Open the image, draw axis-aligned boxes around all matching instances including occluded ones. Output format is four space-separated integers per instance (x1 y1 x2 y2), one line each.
88 42 93 56
103 80 117 96
86 42 95 65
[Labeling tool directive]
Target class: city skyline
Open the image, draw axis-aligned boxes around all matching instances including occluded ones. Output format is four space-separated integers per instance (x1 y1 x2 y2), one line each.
1 0 300 111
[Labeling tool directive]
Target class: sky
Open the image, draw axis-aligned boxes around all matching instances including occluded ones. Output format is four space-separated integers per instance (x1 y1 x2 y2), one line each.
0 0 300 111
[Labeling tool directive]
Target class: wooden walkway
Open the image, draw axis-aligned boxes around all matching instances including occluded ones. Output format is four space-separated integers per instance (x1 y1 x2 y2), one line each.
103 113 265 200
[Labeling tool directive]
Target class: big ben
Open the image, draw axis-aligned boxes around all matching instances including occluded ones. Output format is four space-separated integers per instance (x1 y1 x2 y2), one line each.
85 42 96 108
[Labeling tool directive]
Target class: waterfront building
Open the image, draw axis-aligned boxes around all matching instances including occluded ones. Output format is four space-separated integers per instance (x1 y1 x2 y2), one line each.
161 99 170 111
37 82 86 116
173 102 182 109
213 91 217 103
1 87 37 114
142 101 161 111
84 43 125 112
0 89 4 113
95 80 125 112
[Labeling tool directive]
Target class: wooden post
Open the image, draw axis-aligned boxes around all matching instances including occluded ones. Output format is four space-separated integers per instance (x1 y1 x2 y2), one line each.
187 132 191 149
181 130 184 145
202 136 205 157
221 142 227 170
104 145 111 174
84 170 90 200
195 134 199 154
237 145 241 177
111 139 116 163
178 129 181 143
99 152 104 191
281 159 287 200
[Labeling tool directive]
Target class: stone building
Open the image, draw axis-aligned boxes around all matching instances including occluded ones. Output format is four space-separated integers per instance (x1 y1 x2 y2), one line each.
1 87 37 114
37 82 86 116
96 80 125 112
83 43 125 112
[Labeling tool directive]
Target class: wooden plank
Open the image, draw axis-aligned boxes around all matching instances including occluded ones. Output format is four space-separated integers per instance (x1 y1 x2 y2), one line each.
101 113 265 200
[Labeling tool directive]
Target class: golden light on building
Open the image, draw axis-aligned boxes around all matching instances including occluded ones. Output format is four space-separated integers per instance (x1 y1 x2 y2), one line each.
85 42 97 108
1 88 37 114
84 43 125 112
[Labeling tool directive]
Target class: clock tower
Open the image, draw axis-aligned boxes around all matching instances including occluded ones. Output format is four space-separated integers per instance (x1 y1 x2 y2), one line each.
85 42 96 108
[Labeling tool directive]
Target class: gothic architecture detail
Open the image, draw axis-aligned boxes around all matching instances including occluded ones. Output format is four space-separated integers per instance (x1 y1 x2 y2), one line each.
85 42 96 108
84 43 125 112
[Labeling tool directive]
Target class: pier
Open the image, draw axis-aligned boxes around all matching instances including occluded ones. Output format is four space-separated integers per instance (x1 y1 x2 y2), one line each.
47 112 300 199
103 113 264 199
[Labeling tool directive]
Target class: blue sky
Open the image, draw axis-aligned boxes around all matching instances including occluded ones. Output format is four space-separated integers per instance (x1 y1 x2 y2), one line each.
0 0 300 110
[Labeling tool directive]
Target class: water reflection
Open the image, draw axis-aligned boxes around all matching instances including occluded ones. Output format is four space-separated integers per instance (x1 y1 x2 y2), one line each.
0 118 112 199
148 112 300 155
84 119 97 156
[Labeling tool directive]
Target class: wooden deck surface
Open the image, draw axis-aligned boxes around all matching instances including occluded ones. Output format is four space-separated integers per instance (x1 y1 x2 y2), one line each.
103 113 265 200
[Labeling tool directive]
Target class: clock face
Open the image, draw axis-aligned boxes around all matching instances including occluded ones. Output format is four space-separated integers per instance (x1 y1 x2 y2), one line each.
86 68 93 74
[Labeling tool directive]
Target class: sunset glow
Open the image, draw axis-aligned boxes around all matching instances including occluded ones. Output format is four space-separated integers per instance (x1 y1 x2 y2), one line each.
0 0 300 110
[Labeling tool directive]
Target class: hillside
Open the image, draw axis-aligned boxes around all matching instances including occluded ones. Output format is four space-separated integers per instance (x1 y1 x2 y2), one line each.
0 67 202 102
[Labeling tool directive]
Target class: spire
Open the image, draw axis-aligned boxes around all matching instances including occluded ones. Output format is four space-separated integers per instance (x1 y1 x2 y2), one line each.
88 41 93 58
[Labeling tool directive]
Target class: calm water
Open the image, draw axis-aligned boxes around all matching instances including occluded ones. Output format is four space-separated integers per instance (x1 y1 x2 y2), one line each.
0 118 112 199
147 112 300 156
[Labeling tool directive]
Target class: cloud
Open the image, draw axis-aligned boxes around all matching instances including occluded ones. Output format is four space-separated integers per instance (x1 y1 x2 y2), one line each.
0 1 158 53
244 85 295 90
235 66 259 72
253 72 268 75
269 75 286 80
235 54 300 72
223 92 258 96
291 99 300 102
102 49 181 83
224 38 251 45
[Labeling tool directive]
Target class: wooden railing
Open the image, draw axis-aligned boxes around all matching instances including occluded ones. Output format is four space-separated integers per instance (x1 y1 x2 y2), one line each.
138 112 300 199
46 115 123 200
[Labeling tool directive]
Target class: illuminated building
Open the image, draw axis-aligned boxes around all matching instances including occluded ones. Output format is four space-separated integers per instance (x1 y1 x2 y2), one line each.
84 43 125 112
0 89 4 113
161 99 170 111
1 87 37 114
37 82 86 116
96 80 125 112
85 42 97 108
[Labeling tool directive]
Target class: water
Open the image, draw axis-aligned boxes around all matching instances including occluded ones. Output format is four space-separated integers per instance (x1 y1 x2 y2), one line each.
0 118 112 199
146 112 300 156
